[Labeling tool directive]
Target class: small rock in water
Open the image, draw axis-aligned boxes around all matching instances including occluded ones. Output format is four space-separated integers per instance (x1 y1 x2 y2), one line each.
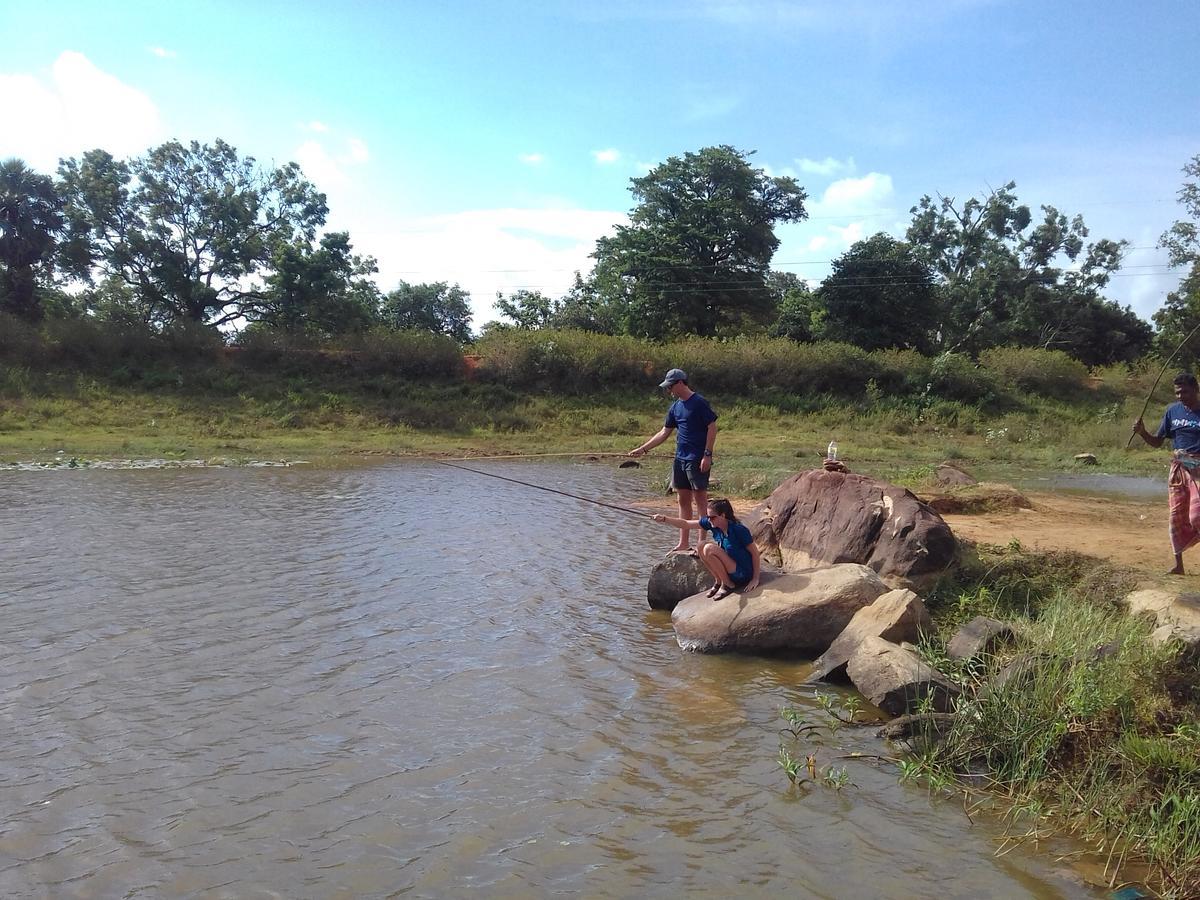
619 460 640 468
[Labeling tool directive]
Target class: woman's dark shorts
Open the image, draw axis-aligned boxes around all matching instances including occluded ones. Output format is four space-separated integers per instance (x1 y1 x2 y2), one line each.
672 458 710 491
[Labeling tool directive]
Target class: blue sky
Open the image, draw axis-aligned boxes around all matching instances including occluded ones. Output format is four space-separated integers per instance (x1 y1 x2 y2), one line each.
2 0 1197 327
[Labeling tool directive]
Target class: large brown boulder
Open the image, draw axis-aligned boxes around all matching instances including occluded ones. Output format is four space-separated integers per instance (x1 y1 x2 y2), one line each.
646 552 711 611
845 636 959 716
671 564 887 654
807 589 932 682
745 469 957 589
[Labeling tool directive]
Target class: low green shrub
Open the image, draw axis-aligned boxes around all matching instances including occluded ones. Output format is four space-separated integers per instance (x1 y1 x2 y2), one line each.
979 346 1089 396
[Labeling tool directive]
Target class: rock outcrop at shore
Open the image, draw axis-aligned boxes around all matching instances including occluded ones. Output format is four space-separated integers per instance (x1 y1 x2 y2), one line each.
845 636 959 716
671 564 887 654
745 469 957 589
807 588 932 682
646 552 711 610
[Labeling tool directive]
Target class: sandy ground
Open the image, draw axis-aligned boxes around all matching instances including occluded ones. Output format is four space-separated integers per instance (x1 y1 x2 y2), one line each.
942 491 1187 576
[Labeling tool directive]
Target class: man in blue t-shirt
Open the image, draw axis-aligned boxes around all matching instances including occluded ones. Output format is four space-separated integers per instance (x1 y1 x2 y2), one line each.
629 368 719 552
1133 372 1200 574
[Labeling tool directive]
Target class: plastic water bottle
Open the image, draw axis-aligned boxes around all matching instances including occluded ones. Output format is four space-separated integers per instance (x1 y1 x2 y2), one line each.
827 440 838 461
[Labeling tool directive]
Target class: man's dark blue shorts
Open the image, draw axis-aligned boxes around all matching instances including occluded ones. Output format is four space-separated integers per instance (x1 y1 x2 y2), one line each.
672 458 710 491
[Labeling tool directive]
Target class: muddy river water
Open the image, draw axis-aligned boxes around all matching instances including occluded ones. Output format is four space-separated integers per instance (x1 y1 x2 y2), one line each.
1 460 1106 897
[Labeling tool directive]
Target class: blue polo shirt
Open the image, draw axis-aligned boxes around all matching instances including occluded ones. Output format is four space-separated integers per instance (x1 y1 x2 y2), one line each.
699 516 754 579
1157 402 1200 454
664 393 717 461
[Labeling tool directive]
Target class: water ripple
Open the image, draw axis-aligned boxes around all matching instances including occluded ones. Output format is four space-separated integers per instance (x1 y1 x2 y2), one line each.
0 461 1102 898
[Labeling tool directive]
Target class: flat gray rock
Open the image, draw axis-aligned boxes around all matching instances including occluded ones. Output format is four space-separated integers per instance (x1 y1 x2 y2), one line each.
808 588 932 682
946 616 1016 661
671 564 887 654
845 636 959 716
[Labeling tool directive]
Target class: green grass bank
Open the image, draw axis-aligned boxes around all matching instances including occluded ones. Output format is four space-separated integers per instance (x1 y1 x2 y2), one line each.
911 546 1200 895
0 319 1178 491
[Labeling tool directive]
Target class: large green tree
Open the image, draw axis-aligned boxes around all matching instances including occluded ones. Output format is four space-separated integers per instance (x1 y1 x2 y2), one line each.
766 271 818 342
815 233 939 352
0 159 64 321
259 232 380 334
1153 153 1200 364
380 281 472 342
57 140 327 326
591 146 807 339
906 182 1129 355
494 288 558 330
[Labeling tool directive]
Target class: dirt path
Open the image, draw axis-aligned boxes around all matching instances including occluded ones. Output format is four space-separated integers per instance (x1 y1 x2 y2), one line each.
942 491 1177 575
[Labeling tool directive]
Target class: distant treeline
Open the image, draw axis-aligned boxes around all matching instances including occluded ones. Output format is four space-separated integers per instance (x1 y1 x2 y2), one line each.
2 143 1197 367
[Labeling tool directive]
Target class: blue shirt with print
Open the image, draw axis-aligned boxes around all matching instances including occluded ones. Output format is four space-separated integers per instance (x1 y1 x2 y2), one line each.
699 516 754 580
1157 402 1200 455
664 393 717 461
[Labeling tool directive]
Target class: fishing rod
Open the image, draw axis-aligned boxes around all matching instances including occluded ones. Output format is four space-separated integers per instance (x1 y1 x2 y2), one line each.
433 459 654 519
438 451 663 462
1126 320 1200 448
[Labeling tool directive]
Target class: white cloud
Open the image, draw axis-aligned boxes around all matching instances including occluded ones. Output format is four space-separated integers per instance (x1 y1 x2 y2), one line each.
307 120 330 133
519 152 545 165
592 148 621 165
830 221 866 246
149 46 176 59
796 155 856 177
763 162 798 179
634 160 656 174
346 137 369 164
292 135 370 190
809 172 895 219
341 207 628 328
0 51 164 172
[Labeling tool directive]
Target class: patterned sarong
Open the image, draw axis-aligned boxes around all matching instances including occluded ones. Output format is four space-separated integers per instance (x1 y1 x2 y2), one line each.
1168 457 1200 555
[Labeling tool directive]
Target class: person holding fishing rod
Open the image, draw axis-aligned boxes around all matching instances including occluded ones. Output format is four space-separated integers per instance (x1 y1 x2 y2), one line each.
1132 372 1200 575
653 498 760 600
629 368 718 552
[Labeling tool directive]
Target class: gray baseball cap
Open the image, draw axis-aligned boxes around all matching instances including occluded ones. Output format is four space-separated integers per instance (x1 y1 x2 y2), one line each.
659 368 688 388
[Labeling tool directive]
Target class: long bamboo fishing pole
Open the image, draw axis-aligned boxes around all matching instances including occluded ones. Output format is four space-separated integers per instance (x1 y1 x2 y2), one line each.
433 458 654 519
1126 320 1200 448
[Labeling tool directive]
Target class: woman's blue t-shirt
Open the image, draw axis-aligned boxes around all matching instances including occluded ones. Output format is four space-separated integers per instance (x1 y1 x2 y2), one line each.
699 516 754 578
1157 402 1200 455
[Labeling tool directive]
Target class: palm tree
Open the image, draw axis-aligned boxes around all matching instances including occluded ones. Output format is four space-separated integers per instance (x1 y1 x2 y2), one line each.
0 158 64 321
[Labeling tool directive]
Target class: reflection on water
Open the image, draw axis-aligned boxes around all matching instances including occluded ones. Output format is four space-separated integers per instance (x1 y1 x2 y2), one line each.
1 461 1102 897
1019 472 1165 499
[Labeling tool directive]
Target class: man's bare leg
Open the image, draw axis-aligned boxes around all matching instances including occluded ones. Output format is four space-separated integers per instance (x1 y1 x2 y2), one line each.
694 488 709 548
672 488 695 552
1169 552 1185 575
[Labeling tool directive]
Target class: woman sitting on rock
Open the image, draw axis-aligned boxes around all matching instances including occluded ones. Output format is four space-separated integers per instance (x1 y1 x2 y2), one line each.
653 499 761 600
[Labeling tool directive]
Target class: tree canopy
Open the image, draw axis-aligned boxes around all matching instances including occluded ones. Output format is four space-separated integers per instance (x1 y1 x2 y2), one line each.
380 281 472 342
1153 154 1200 364
815 233 938 352
906 182 1130 357
0 158 64 321
591 146 807 339
58 140 327 326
